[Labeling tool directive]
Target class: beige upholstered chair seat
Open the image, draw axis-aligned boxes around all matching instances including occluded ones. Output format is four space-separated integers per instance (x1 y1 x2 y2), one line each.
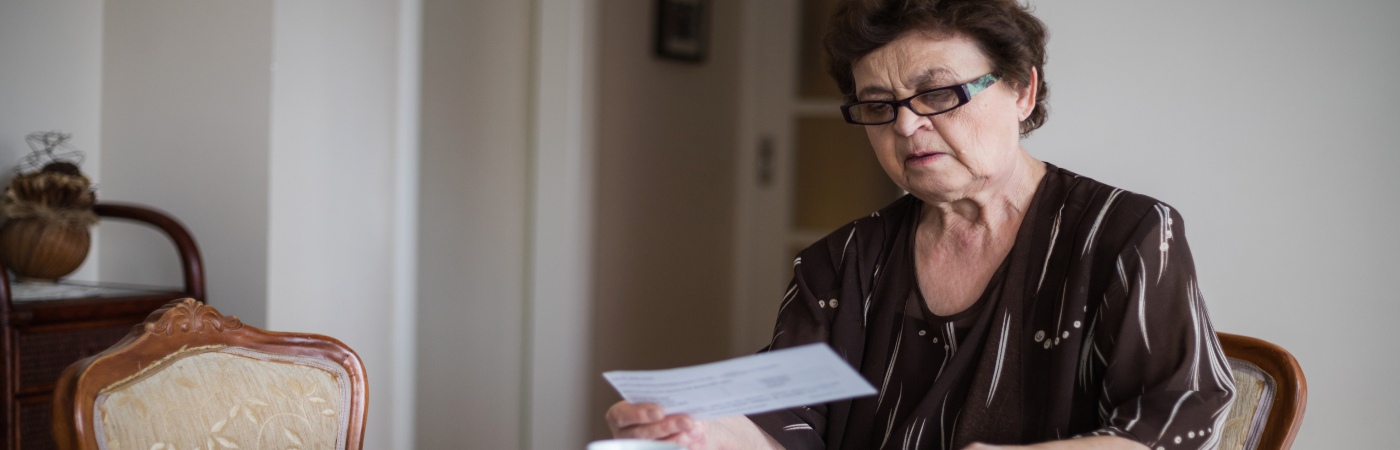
1214 332 1306 450
95 347 350 450
1219 358 1274 450
53 299 368 450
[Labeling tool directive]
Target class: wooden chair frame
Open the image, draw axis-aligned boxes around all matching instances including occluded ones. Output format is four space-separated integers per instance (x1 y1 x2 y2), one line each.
1217 332 1307 450
50 299 368 450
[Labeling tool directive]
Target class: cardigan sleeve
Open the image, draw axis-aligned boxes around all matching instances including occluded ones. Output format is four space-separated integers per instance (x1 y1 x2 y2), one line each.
744 209 890 450
1082 203 1236 450
744 231 845 450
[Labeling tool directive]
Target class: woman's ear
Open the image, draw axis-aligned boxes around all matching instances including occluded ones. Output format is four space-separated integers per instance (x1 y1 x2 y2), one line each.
1016 68 1039 121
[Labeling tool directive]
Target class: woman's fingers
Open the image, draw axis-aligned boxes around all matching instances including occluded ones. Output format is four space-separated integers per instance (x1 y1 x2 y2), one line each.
619 415 696 440
663 423 709 449
605 401 665 432
605 401 701 440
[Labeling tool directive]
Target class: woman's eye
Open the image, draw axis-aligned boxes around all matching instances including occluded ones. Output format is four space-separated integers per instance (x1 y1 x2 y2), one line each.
856 103 893 117
915 90 958 109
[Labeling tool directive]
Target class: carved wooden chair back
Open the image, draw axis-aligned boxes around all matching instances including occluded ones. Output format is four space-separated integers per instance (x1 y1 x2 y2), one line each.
51 299 368 450
1216 332 1307 450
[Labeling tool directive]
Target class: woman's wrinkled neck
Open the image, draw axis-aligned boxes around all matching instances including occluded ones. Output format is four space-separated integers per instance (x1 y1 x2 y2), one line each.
918 150 1045 243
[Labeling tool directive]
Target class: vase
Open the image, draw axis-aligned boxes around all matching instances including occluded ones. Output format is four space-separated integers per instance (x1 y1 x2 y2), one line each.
0 218 91 280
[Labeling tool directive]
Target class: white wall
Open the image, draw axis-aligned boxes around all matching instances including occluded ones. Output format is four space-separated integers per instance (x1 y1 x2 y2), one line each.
266 1 417 449
414 1 601 446
99 2 417 448
412 1 605 446
414 0 533 447
0 0 103 181
529 0 598 448
99 0 273 325
0 0 104 281
1027 1 1400 447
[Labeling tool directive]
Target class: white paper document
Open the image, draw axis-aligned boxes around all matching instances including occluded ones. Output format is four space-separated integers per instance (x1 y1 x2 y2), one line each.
603 344 876 420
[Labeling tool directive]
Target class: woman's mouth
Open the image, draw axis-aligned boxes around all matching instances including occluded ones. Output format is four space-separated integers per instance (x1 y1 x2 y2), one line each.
905 151 944 163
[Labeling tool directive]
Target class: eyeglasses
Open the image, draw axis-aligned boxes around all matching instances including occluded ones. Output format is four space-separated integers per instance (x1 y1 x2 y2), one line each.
840 73 999 125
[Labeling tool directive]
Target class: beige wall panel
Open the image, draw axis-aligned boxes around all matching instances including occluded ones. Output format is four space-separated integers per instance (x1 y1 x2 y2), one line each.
415 0 533 448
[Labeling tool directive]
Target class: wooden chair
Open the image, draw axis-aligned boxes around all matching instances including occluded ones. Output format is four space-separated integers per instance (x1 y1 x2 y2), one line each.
1216 332 1306 450
51 298 368 450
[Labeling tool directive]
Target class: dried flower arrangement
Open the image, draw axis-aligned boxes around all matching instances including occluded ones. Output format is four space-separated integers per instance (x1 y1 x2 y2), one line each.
0 131 98 280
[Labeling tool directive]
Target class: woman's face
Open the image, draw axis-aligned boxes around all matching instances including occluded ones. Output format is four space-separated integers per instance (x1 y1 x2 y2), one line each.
851 32 1036 203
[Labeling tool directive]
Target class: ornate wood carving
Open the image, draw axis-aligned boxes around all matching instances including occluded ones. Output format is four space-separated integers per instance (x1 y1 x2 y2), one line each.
144 298 242 336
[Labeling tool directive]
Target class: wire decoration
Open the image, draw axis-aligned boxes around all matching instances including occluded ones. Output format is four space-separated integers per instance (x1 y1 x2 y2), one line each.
17 131 86 175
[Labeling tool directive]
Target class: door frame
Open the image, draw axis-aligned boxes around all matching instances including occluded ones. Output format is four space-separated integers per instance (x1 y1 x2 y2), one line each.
730 0 800 354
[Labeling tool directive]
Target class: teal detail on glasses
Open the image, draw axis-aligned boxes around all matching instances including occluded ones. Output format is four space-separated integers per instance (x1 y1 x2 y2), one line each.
965 73 998 97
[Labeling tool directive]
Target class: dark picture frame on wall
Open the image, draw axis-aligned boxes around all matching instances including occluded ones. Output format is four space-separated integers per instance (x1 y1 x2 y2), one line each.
654 0 709 63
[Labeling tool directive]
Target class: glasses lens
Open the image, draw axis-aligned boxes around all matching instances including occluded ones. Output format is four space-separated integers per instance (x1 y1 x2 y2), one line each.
849 103 894 124
911 89 962 115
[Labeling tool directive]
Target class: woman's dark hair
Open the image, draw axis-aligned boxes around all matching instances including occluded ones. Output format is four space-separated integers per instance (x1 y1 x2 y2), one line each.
825 0 1050 136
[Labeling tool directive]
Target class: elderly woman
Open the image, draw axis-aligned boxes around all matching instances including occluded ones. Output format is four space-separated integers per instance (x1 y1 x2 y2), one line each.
606 0 1234 448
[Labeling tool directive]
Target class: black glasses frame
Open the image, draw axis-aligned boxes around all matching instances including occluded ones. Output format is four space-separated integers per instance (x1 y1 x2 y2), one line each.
839 73 999 125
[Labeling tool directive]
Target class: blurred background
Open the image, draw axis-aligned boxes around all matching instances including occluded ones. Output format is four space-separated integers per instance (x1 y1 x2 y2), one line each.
1 0 1395 448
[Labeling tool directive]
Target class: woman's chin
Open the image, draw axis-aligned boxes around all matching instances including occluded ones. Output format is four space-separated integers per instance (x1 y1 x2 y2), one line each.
905 181 966 203
902 165 970 198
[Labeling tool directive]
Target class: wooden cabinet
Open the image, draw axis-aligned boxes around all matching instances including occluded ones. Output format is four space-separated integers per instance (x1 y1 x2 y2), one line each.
1 203 204 450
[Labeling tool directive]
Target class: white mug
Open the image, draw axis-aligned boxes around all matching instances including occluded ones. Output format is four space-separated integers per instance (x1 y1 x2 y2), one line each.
586 439 685 450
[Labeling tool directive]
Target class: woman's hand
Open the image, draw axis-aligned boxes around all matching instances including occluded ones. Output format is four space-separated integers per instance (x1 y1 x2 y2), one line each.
606 401 699 443
605 401 786 450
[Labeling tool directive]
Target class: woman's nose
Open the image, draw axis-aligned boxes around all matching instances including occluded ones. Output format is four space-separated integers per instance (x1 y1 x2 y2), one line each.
891 105 930 137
